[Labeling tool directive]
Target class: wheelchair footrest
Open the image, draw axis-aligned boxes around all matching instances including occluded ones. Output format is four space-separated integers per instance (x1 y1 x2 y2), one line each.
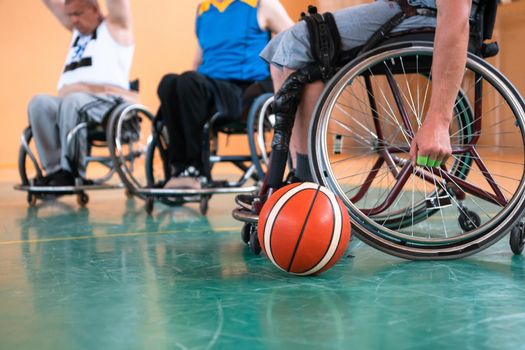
13 183 123 193
135 185 258 197
232 207 259 224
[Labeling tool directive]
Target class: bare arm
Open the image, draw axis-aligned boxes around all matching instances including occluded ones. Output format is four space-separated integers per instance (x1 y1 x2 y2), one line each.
410 0 471 166
259 0 294 34
192 45 203 71
105 0 133 46
43 0 73 30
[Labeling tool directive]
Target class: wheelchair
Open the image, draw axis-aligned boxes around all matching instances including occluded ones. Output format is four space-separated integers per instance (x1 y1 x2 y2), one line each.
15 94 150 207
108 90 275 216
234 0 525 259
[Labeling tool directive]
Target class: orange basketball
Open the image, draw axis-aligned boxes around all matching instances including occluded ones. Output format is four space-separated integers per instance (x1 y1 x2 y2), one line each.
258 182 351 275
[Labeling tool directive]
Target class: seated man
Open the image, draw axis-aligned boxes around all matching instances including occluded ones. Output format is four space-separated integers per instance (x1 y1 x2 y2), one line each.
28 0 135 186
158 0 294 189
261 0 470 182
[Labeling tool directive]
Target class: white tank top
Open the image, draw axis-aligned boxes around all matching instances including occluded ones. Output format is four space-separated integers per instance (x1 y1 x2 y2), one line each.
57 20 133 91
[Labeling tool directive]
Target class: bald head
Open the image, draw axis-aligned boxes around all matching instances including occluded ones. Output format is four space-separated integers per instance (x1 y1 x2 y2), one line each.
65 0 103 35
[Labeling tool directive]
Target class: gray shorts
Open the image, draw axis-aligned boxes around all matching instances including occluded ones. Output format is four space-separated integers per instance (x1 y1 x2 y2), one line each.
260 0 436 70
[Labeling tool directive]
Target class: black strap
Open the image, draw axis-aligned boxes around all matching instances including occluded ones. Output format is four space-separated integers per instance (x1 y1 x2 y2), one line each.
395 0 418 17
301 5 342 81
357 12 406 55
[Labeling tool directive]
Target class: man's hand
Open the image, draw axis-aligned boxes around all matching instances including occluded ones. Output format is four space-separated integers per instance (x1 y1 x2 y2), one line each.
409 114 452 167
410 0 470 167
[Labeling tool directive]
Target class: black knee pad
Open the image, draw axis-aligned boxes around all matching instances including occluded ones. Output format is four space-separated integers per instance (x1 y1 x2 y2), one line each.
271 65 323 152
267 65 323 188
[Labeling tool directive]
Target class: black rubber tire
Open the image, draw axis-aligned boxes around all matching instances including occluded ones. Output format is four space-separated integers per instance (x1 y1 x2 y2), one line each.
145 197 154 216
458 209 482 232
249 227 261 255
510 226 524 255
27 192 37 206
200 196 209 216
241 223 252 244
77 192 89 206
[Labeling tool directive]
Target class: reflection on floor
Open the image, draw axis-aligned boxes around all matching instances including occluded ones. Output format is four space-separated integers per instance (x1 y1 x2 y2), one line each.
1 175 524 350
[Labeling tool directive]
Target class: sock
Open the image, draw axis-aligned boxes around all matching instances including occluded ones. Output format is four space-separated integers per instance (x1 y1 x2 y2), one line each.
296 153 313 182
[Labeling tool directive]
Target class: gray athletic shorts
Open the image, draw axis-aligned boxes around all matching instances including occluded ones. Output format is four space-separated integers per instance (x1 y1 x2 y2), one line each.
260 0 436 70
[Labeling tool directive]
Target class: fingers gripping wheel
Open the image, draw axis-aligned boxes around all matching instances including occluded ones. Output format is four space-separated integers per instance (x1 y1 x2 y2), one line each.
310 43 525 260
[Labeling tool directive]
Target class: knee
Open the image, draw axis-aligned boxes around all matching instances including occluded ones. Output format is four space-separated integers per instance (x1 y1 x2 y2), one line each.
28 94 57 124
176 71 206 95
58 93 85 123
157 73 179 101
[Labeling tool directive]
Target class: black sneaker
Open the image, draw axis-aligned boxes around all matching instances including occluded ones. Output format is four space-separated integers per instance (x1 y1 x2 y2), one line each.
47 169 75 187
33 176 51 186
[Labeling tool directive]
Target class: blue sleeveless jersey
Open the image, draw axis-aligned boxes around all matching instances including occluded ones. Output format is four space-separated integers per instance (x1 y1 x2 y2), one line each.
196 0 270 81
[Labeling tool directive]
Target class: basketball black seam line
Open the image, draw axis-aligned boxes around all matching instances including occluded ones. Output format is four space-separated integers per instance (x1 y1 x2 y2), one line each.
267 186 310 261
297 192 337 274
287 185 322 272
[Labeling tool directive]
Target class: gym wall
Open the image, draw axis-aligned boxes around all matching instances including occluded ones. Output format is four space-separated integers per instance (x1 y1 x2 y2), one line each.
0 0 312 168
0 0 523 169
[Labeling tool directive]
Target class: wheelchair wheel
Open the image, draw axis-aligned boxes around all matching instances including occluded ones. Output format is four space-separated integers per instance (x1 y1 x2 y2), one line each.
144 129 184 206
199 196 209 215
27 192 37 206
145 197 154 216
77 192 89 207
18 127 43 186
509 223 524 255
249 226 261 255
107 103 155 200
310 42 525 259
247 93 275 180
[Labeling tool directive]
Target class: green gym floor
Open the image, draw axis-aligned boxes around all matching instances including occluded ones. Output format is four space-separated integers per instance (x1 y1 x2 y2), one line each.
1 170 525 350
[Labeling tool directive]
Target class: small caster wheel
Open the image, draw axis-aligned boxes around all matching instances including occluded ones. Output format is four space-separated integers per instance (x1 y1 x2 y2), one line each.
27 192 37 206
510 225 524 255
77 192 89 206
145 197 154 216
458 208 481 231
200 196 209 215
249 227 261 255
241 223 253 244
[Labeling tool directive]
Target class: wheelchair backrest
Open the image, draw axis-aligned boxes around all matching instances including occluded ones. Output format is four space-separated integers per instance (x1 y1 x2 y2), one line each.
471 0 498 41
